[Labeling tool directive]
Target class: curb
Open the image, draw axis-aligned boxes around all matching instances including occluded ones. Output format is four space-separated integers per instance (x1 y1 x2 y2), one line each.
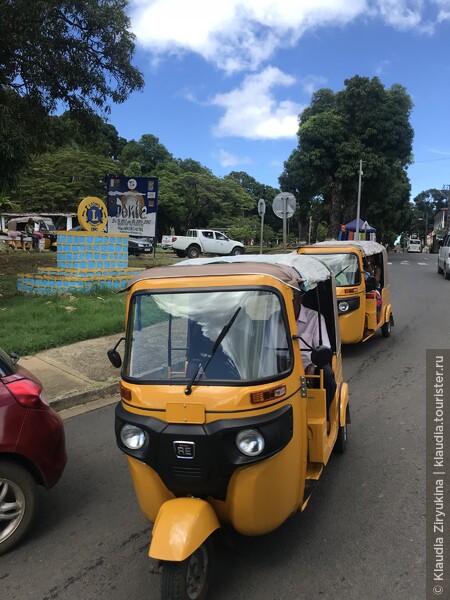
50 381 120 413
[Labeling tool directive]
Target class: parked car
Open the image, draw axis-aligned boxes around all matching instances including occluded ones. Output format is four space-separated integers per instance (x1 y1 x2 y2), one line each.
0 348 67 555
128 236 153 256
437 232 450 278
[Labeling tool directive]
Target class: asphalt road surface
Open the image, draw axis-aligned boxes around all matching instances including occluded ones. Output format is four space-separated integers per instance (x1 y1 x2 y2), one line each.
2 252 448 600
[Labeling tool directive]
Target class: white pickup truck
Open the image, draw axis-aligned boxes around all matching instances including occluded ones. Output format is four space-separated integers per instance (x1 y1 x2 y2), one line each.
170 229 245 259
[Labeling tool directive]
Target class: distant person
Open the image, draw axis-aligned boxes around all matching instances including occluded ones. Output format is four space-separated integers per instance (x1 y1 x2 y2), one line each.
24 218 41 250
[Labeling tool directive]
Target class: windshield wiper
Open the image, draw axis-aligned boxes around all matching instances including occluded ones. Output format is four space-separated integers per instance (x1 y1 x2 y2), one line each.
334 264 350 279
185 306 242 395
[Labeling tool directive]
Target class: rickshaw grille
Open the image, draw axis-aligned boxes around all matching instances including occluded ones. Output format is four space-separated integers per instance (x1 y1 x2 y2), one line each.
172 466 204 479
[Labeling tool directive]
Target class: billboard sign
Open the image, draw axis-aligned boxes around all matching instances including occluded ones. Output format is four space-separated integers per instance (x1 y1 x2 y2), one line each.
107 177 158 237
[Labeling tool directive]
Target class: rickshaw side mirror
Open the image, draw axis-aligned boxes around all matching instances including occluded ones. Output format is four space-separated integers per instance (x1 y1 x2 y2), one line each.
365 275 377 292
107 336 125 368
311 345 333 368
107 348 122 368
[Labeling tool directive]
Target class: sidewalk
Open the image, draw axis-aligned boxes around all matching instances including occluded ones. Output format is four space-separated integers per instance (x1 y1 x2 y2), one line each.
19 333 124 412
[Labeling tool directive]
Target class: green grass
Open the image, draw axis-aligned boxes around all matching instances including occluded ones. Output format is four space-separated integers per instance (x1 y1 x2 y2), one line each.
1 290 127 355
0 246 286 354
0 251 179 355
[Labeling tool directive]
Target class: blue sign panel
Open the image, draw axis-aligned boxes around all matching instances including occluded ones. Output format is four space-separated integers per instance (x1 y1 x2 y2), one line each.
107 177 158 237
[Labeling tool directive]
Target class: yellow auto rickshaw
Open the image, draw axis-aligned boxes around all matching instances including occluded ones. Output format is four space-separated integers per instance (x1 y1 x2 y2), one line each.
298 241 393 344
6 216 58 251
109 253 350 599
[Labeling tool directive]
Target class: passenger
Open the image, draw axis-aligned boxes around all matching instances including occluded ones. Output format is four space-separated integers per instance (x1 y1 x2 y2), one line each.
293 290 337 417
363 256 382 322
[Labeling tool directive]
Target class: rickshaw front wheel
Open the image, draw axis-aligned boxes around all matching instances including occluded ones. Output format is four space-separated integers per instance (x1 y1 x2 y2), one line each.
161 539 213 600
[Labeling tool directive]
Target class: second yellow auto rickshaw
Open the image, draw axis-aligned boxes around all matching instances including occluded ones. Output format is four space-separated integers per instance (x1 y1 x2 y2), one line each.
298 240 394 344
109 253 350 600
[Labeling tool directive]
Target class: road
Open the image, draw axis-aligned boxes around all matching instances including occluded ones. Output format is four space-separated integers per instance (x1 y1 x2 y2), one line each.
2 253 448 600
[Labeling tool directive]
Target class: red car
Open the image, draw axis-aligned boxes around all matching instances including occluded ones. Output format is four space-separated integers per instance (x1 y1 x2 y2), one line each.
0 347 67 554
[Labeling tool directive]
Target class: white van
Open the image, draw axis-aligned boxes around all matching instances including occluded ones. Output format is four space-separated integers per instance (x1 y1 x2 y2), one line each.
407 238 422 253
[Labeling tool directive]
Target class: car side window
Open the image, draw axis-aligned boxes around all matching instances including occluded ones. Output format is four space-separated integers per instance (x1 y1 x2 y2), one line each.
215 233 227 240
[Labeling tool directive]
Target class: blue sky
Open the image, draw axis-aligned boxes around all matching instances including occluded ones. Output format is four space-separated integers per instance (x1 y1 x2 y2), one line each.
108 0 450 202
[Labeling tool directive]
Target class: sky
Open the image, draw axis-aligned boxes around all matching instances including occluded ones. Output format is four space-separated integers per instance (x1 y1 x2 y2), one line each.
107 0 450 203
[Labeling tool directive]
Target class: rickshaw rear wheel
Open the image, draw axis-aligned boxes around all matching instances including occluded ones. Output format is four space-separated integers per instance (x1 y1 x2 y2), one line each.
381 318 391 338
161 538 213 600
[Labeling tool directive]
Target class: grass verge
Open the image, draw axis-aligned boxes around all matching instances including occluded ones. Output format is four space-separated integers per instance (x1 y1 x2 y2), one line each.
0 250 178 355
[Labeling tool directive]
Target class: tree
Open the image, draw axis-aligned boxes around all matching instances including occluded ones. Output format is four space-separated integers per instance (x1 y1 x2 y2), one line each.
119 135 173 176
224 171 282 234
0 0 143 189
407 188 448 243
156 169 254 237
0 193 21 230
280 76 414 240
13 147 116 212
47 111 127 159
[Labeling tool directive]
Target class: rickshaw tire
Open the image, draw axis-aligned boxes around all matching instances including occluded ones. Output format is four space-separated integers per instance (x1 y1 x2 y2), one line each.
161 538 213 600
334 422 347 454
437 263 443 274
444 264 450 280
381 318 391 338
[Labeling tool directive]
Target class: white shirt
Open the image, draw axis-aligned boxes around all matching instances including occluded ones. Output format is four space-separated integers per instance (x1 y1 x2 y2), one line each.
296 305 331 368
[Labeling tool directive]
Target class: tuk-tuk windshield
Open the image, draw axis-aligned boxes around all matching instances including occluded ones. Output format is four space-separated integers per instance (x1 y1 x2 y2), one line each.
311 253 361 287
124 289 292 383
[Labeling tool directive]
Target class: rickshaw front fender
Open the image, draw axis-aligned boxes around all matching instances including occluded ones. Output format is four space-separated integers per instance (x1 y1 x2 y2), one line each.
149 497 220 562
383 304 393 324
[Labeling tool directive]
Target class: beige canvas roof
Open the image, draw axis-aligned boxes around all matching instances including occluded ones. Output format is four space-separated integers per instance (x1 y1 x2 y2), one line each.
126 253 332 292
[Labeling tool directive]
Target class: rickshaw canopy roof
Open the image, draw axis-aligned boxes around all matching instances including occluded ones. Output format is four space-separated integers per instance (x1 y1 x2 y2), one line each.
126 253 332 293
311 240 386 257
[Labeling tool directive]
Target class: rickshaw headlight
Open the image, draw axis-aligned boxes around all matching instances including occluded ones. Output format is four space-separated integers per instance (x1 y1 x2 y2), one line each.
236 429 265 457
120 424 146 450
338 301 350 313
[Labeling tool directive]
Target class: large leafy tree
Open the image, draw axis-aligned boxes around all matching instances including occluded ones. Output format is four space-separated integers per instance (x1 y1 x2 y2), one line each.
0 0 143 190
47 111 127 159
224 171 282 236
156 169 255 238
280 76 414 242
119 134 174 176
13 147 116 212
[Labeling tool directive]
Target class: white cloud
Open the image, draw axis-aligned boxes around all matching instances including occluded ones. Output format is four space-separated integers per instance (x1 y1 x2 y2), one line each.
129 0 440 73
217 149 252 167
210 67 304 139
432 0 450 22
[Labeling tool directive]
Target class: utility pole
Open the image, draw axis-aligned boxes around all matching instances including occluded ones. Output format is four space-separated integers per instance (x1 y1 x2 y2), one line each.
355 159 363 240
